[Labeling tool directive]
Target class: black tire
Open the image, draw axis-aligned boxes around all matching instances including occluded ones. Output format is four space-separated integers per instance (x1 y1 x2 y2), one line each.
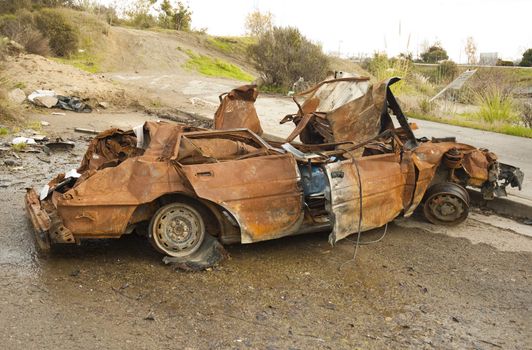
423 182 470 226
148 202 206 257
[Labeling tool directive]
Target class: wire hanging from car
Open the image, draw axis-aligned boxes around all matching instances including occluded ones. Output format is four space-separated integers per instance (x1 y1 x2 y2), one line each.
339 151 389 270
339 151 364 270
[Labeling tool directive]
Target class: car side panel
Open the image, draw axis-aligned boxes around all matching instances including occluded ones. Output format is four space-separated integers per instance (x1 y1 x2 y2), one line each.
56 157 192 236
325 153 405 244
181 154 304 243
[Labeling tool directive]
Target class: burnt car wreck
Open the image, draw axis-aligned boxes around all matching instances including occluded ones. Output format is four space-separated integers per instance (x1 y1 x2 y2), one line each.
25 76 524 269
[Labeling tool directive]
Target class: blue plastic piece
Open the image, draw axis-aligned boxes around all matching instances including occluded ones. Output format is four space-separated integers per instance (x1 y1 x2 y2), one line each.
299 164 327 196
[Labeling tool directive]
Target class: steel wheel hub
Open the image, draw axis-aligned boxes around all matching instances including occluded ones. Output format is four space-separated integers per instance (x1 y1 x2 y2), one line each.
428 194 465 222
151 203 205 257
423 182 470 226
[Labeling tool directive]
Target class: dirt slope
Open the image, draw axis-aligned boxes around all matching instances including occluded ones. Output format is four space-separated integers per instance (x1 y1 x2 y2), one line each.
4 54 140 108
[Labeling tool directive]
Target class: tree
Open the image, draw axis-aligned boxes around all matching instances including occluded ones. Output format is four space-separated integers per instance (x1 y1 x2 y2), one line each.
244 10 273 37
159 0 192 31
420 43 449 63
519 48 532 67
248 26 329 88
465 37 477 64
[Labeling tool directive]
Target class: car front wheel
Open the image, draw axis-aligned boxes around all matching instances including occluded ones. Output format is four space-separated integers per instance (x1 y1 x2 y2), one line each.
423 182 470 226
148 202 206 258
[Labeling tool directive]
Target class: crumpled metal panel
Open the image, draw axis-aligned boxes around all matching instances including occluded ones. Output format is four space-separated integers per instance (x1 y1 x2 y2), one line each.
296 78 371 114
285 77 401 146
404 142 492 216
78 128 141 173
325 153 405 244
181 154 303 243
54 122 196 236
214 85 263 135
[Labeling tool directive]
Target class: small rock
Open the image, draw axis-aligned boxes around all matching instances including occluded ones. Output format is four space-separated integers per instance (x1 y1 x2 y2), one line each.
452 316 460 323
144 312 155 321
34 96 58 108
7 88 26 104
4 159 16 166
40 121 50 126
98 101 109 109
69 269 80 277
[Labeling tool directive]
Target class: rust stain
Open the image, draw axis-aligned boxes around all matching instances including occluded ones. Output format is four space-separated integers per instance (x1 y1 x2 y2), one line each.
214 85 263 135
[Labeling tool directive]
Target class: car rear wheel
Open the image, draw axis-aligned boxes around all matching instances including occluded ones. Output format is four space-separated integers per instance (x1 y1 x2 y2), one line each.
149 202 205 257
423 182 469 226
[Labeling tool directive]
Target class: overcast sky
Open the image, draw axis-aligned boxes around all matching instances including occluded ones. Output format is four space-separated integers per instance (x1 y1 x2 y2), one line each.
105 0 531 63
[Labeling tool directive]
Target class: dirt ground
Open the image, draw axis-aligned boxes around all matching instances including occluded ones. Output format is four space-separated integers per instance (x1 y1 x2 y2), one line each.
1 113 531 350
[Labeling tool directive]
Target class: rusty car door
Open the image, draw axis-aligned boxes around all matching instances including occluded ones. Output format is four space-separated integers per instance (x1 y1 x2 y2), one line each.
180 154 304 244
324 153 406 244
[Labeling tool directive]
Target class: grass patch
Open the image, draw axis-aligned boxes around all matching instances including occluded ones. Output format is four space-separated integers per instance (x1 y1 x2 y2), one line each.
183 49 254 81
474 88 518 124
0 127 9 135
207 36 256 55
13 82 26 89
25 120 42 131
51 51 101 73
11 142 27 151
259 84 288 95
409 112 532 138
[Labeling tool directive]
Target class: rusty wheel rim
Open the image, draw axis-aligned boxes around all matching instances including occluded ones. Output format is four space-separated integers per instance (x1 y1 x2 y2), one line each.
150 203 205 257
423 183 469 226
427 194 466 223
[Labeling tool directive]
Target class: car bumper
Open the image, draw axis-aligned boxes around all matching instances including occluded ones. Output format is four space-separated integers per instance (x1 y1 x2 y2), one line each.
24 188 52 251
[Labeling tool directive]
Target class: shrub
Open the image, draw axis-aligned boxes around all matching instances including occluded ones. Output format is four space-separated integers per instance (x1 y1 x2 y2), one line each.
248 26 328 88
418 97 436 114
0 0 31 14
0 12 50 56
518 101 532 128
367 53 412 94
474 87 517 124
35 9 79 57
437 60 458 82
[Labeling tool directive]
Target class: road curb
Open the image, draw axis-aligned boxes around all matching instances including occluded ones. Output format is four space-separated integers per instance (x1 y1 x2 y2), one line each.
468 189 532 221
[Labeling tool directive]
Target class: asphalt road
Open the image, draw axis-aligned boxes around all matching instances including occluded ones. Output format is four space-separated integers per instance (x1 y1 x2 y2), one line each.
409 118 532 201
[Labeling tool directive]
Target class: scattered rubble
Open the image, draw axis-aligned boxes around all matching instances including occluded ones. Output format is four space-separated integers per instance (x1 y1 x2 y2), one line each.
28 90 92 112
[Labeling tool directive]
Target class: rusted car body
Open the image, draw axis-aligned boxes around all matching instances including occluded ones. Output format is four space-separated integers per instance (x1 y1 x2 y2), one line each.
25 76 523 267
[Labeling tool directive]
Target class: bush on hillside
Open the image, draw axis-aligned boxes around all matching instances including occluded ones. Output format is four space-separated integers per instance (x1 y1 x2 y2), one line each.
248 26 328 88
0 12 50 56
35 8 78 56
